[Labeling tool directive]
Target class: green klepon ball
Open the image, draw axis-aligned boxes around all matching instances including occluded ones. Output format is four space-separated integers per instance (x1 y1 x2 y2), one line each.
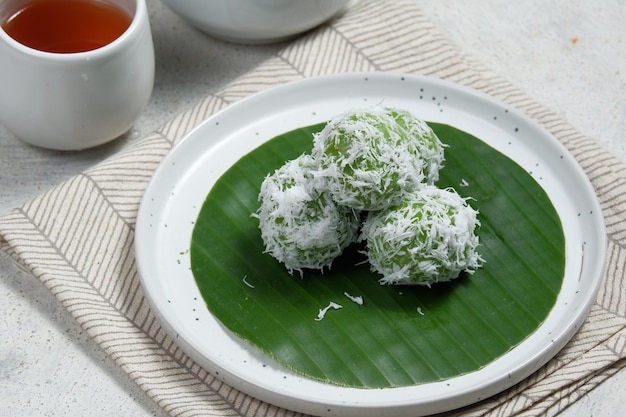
312 106 445 211
392 108 446 183
361 185 484 286
254 154 360 276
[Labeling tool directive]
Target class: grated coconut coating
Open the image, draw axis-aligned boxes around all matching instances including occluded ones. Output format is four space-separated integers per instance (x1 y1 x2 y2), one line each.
254 154 360 276
311 106 445 211
361 185 484 286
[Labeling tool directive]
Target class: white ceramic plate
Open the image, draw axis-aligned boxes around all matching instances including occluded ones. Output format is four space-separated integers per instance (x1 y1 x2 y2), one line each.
135 73 605 417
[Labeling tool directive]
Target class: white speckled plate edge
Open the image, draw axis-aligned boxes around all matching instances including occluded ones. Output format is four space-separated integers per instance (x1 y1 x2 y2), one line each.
134 73 606 417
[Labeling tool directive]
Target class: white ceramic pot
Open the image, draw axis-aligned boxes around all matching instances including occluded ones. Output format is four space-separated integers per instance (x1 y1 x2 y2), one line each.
160 0 350 44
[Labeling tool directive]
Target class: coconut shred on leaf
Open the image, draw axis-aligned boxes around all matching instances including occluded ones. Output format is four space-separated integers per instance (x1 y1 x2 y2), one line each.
253 154 359 276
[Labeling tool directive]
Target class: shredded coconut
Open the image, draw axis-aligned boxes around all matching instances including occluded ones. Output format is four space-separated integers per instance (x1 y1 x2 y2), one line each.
315 301 343 321
253 106 483 288
361 185 484 286
343 292 364 305
242 275 255 288
311 106 445 211
254 154 359 275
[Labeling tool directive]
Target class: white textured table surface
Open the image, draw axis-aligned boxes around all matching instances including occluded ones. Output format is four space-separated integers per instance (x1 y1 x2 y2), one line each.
1 0 624 415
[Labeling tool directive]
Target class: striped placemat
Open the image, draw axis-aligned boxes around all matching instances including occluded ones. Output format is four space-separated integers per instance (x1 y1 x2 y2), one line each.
1 0 624 416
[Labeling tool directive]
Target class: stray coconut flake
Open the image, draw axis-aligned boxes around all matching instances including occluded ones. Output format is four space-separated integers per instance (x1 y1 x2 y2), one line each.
315 301 343 321
344 292 364 305
417 307 425 316
242 275 255 288
460 178 469 187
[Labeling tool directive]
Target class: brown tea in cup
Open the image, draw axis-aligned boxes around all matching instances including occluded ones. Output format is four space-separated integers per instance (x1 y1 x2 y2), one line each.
1 0 132 53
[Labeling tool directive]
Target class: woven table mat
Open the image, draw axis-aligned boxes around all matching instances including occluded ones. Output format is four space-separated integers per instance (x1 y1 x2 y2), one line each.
1 0 624 416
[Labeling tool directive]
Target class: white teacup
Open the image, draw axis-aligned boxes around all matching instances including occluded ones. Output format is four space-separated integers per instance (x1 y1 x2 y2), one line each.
0 0 154 151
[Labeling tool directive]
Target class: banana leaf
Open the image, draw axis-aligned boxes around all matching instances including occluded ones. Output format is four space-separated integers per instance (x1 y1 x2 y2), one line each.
190 122 565 388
